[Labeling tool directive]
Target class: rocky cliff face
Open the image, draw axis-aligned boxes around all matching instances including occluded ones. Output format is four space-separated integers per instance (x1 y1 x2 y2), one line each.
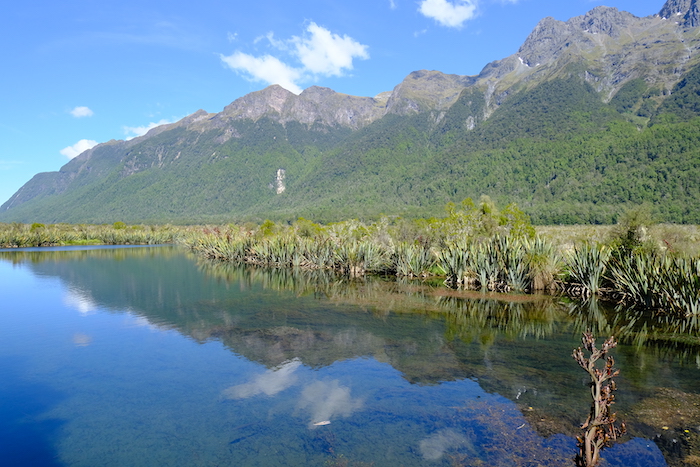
384 70 475 116
472 0 700 105
659 0 700 27
208 84 386 131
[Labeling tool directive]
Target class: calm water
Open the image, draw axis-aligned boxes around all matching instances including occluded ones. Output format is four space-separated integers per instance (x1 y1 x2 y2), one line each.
1 245 698 466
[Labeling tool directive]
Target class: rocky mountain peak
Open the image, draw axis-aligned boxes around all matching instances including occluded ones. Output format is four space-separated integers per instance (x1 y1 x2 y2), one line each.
298 85 337 101
220 85 295 121
385 70 474 115
210 84 386 131
571 6 636 37
517 17 571 67
659 0 700 27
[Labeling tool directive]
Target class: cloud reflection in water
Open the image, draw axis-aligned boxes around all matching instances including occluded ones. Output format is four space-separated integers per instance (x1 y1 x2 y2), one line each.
220 359 363 427
297 380 363 427
63 287 98 315
419 429 471 461
221 358 302 399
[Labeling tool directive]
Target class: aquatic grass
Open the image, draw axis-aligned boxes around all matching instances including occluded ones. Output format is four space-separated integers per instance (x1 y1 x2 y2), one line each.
177 216 700 318
662 256 700 317
523 237 562 292
498 236 528 292
470 240 501 291
0 222 180 248
436 243 471 287
393 242 435 277
607 254 700 317
334 240 390 276
565 243 611 296
607 253 662 310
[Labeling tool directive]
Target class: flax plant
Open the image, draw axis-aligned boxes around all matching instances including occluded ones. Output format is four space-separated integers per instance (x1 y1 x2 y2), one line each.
565 243 611 297
608 253 700 317
1 222 178 248
393 242 435 277
334 240 390 277
523 237 561 291
436 242 470 287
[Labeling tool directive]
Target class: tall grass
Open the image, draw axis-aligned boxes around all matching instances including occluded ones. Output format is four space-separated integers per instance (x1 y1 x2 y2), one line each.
393 242 434 277
0 222 180 248
436 236 559 292
564 243 611 297
175 202 700 320
608 254 700 317
181 218 700 319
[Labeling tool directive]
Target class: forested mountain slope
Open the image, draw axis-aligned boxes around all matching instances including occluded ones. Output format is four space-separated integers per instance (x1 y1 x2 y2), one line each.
2 0 700 224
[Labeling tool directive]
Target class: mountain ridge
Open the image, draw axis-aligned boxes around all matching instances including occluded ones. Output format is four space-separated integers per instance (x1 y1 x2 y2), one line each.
3 0 700 224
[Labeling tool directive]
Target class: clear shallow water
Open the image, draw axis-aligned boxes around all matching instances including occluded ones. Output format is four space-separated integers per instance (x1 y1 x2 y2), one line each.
0 246 697 466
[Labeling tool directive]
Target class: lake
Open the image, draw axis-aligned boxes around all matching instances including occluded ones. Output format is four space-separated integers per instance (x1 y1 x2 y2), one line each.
1 245 698 466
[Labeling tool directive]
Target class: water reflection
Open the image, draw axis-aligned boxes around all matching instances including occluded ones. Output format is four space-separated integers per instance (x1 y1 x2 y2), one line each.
419 429 472 461
297 380 363 427
2 246 700 465
222 358 302 399
567 297 700 367
71 333 93 347
64 287 98 315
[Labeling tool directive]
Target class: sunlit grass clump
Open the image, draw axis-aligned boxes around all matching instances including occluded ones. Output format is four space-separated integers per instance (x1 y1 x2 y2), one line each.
0 222 181 248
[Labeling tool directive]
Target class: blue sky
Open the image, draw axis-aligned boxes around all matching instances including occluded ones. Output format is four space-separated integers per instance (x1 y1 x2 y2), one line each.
0 0 666 207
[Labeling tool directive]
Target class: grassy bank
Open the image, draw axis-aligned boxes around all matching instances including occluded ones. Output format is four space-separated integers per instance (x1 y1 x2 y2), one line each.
0 222 184 248
179 201 700 318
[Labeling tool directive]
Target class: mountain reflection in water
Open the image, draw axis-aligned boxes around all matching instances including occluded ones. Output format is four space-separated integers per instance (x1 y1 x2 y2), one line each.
1 246 698 466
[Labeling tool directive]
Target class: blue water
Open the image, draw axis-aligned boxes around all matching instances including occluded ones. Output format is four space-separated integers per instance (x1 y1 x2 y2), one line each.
0 246 689 466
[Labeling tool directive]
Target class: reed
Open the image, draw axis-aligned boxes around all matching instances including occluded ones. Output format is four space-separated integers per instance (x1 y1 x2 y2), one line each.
436 242 470 287
334 240 390 276
174 211 699 318
471 239 504 291
523 236 561 291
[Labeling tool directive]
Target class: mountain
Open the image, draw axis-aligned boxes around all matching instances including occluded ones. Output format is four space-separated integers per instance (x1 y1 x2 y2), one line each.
3 0 700 225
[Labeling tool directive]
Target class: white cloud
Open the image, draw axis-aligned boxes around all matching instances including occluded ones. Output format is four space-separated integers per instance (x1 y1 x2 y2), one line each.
418 0 478 28
389 0 397 9
220 23 369 94
70 106 94 118
0 159 23 170
123 118 173 140
64 287 98 315
60 139 98 159
221 52 303 94
292 23 369 77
